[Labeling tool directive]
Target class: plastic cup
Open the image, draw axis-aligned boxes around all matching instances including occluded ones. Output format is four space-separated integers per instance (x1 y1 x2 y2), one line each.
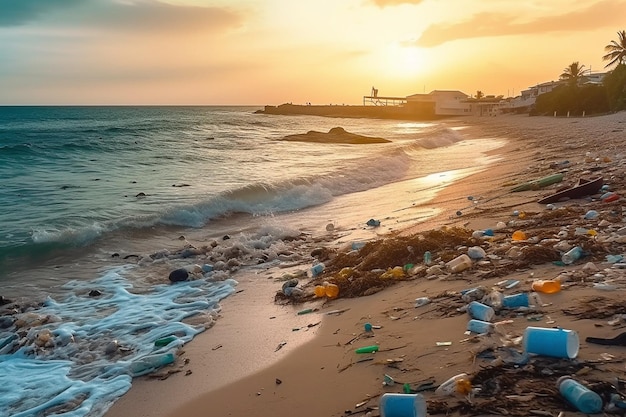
467 301 495 322
467 319 494 334
379 393 427 417
502 293 529 308
523 327 579 358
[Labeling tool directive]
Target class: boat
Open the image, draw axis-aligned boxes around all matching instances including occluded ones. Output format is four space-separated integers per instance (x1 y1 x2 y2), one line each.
537 176 603 204
510 173 565 192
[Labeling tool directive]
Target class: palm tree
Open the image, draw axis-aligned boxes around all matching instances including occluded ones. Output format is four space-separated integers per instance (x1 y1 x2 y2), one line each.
560 62 587 85
603 30 626 68
475 90 484 99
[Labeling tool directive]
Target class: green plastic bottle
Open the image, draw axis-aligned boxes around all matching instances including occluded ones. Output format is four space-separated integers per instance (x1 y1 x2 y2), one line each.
355 345 379 354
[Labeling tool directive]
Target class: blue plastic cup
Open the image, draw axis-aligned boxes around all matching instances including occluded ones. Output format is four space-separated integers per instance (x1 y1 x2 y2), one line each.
379 393 427 417
467 319 494 334
502 293 529 308
310 263 325 277
467 301 495 322
523 327 579 358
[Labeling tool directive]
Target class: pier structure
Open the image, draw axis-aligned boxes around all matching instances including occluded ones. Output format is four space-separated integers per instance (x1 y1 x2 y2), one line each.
363 86 407 106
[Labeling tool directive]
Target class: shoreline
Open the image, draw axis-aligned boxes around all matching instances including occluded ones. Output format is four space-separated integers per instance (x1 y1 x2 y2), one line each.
106 113 626 417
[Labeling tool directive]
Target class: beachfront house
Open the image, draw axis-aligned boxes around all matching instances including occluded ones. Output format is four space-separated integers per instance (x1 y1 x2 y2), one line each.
405 90 471 116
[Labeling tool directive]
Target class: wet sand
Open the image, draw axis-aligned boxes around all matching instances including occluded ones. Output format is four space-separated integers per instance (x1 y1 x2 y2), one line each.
105 113 626 417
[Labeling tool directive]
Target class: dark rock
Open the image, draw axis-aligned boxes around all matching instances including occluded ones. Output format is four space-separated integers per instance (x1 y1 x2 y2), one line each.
0 296 12 305
111 253 120 258
88 290 102 297
169 268 189 282
222 235 230 240
0 316 15 328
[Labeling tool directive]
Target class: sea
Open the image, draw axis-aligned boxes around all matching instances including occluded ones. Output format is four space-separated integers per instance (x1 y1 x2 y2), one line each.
0 106 505 416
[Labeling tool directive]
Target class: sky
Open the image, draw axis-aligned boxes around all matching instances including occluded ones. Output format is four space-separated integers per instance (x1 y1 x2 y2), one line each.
1 0 625 105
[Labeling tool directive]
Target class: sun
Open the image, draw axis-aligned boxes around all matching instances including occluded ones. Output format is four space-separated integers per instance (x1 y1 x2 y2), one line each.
384 42 428 78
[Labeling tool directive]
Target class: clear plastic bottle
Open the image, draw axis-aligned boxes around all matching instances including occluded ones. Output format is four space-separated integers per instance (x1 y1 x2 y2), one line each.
129 352 175 377
435 373 472 396
423 251 432 265
446 254 472 273
557 376 603 414
562 246 583 264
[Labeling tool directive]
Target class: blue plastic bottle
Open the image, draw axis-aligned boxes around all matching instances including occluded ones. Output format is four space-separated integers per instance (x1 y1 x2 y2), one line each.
557 376 603 414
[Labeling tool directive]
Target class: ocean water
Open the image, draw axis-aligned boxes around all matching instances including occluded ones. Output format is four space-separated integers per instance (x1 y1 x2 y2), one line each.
0 106 504 416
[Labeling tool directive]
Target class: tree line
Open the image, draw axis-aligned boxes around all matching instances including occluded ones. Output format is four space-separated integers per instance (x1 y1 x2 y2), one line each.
532 30 626 116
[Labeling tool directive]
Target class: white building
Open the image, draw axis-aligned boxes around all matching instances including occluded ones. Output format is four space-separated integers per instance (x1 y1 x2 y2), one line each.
406 90 471 116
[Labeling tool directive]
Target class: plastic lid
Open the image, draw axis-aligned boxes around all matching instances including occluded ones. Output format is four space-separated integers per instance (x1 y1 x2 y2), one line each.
556 375 572 389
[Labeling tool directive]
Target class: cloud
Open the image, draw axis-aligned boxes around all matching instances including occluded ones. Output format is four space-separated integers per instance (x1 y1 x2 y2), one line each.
415 0 626 47
368 0 423 7
0 0 82 26
0 0 243 33
85 1 243 33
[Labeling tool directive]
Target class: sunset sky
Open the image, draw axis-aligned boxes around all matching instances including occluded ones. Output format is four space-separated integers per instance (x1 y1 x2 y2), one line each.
1 0 625 105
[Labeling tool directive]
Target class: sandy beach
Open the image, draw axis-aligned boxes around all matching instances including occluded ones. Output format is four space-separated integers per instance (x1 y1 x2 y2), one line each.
105 113 626 417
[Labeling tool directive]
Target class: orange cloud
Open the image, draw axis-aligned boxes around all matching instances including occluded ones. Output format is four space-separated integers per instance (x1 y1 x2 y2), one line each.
416 0 626 47
368 0 423 7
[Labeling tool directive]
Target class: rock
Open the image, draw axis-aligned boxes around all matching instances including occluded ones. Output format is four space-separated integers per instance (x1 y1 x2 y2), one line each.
168 268 189 282
88 290 102 297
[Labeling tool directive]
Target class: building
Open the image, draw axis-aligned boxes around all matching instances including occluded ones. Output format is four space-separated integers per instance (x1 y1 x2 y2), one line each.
406 90 471 116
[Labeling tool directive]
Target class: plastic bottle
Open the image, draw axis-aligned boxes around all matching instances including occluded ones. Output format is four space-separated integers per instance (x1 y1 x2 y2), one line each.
467 246 486 260
381 266 405 279
415 297 430 307
129 352 175 377
314 285 326 297
325 283 339 299
531 279 561 294
483 290 503 310
557 376 603 414
562 246 583 264
461 286 486 303
435 373 472 396
446 254 472 273
355 345 379 354
379 393 427 417
154 336 177 347
423 251 432 265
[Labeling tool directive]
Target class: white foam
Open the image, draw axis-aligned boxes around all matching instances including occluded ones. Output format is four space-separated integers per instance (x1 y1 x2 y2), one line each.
0 267 237 416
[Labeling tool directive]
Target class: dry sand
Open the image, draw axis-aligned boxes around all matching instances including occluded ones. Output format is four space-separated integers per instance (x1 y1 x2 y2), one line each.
105 113 626 417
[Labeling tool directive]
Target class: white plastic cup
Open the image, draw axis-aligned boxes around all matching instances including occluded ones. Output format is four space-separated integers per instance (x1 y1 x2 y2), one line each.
523 327 579 358
379 393 427 417
467 301 495 322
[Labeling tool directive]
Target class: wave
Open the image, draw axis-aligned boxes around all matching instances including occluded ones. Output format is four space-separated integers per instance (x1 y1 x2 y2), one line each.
414 126 464 149
0 142 37 156
0 148 414 265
